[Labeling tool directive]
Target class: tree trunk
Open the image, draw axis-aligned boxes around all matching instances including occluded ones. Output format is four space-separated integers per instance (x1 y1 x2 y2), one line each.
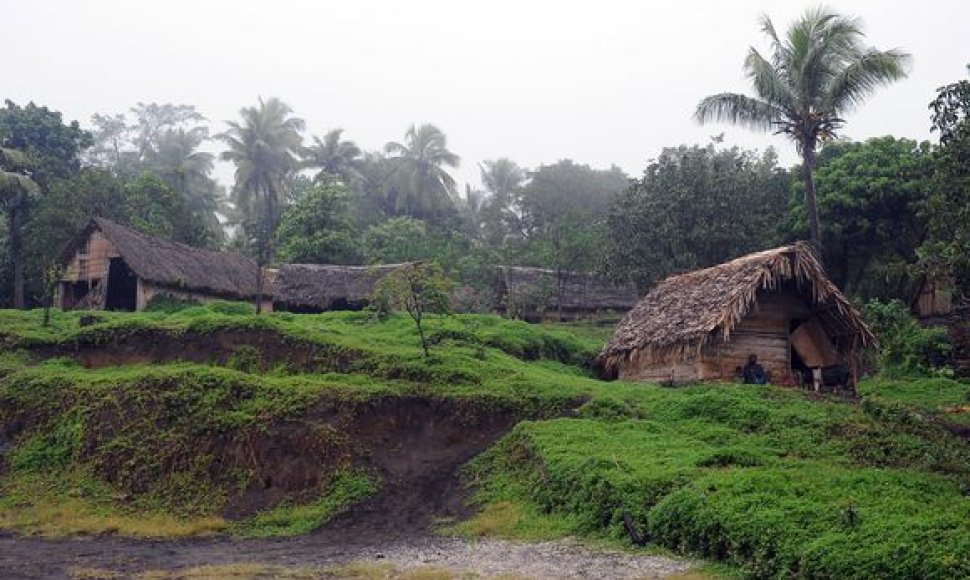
10 193 26 309
254 263 264 315
557 268 565 322
801 148 822 248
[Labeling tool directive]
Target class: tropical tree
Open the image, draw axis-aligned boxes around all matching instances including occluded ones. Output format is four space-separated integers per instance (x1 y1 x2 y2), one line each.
302 128 362 184
0 147 38 308
603 141 789 289
219 97 305 264
0 101 90 308
384 124 460 217
478 158 526 247
276 180 360 264
695 7 909 245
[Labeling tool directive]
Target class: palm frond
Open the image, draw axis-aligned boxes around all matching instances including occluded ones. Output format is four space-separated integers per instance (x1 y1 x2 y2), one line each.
694 93 781 132
744 47 797 110
825 48 911 111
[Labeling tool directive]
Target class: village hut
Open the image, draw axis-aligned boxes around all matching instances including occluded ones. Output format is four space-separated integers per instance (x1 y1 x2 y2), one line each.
272 263 410 313
57 217 270 311
599 243 874 386
494 266 639 321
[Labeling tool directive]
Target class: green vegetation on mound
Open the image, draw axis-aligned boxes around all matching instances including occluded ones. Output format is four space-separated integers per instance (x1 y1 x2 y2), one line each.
0 306 602 538
1 305 969 578
464 383 970 578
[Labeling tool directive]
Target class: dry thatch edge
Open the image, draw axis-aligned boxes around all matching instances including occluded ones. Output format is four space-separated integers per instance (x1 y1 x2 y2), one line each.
600 243 874 372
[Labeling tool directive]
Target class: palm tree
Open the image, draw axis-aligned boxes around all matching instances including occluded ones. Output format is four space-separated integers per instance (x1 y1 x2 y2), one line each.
219 97 305 263
0 147 38 308
384 124 460 217
479 158 526 246
219 98 304 312
695 7 909 245
150 128 226 240
302 128 363 185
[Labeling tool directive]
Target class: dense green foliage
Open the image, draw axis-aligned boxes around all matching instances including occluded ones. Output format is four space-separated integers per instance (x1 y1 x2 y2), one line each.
468 382 970 578
863 299 952 377
603 140 788 288
276 180 360 264
791 137 933 298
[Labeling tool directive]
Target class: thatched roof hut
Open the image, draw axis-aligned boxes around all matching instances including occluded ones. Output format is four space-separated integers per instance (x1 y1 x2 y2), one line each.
272 263 410 312
495 266 638 321
600 243 874 385
57 217 267 311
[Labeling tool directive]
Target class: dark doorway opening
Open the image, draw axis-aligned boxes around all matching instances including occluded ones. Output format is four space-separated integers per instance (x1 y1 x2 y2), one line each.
106 258 138 311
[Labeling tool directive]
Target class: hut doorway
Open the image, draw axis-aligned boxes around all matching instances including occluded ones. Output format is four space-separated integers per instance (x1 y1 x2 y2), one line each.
105 258 138 311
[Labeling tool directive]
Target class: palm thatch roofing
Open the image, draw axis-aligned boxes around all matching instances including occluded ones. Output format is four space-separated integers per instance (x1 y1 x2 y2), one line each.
600 242 874 369
496 266 639 312
273 263 410 312
61 217 265 299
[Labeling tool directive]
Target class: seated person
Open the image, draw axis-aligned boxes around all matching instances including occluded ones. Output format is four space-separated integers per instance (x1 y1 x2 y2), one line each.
742 354 768 385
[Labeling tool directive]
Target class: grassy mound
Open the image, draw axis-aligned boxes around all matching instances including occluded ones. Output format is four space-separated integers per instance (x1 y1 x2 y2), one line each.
0 307 600 537
464 383 970 578
2 305 969 578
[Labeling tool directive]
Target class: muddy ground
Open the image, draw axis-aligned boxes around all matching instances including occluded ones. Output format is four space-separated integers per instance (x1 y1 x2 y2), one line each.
0 532 693 579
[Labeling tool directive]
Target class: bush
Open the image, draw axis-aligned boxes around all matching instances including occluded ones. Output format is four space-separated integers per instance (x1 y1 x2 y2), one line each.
207 301 256 316
145 293 201 313
863 299 952 377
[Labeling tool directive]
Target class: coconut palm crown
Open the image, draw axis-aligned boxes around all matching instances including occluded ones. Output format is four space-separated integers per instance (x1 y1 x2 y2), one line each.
384 123 460 218
695 7 910 245
219 97 304 261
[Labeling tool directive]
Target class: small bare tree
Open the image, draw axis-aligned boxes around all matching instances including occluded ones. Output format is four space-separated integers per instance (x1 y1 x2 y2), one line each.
42 262 64 327
372 262 453 358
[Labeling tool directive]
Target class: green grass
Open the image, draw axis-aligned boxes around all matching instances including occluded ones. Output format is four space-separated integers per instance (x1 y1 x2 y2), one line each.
231 470 378 537
861 376 970 428
2 304 970 578
466 383 970 578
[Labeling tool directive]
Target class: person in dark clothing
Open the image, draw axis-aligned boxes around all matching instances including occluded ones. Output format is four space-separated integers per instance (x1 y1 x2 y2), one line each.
742 354 768 384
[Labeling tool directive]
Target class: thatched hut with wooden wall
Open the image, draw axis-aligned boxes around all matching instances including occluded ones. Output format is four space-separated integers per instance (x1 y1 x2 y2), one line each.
600 243 874 385
494 266 638 321
57 217 270 311
272 263 409 313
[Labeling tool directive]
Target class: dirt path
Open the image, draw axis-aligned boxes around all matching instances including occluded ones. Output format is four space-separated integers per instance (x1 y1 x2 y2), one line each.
0 532 694 579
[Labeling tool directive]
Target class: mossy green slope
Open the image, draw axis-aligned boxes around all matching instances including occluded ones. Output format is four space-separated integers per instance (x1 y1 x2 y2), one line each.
1 305 969 578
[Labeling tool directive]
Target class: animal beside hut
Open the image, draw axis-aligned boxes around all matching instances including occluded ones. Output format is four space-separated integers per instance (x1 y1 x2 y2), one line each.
56 217 271 311
272 263 411 313
599 243 874 389
494 266 639 321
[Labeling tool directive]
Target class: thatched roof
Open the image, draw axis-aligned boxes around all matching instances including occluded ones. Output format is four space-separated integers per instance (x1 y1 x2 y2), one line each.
496 266 638 312
600 243 874 369
273 263 410 312
61 217 265 299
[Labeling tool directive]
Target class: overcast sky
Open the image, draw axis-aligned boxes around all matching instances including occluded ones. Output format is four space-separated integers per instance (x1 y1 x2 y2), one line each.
7 1 969 190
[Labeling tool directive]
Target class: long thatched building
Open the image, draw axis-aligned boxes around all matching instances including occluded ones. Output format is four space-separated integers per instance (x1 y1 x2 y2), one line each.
494 266 639 321
600 243 874 385
57 217 271 311
272 263 410 313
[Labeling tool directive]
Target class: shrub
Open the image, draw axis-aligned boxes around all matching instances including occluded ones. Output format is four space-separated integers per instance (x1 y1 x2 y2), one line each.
145 293 201 313
863 299 951 377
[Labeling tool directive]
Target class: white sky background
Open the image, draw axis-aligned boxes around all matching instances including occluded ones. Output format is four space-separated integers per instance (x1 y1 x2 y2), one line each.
6 0 969 191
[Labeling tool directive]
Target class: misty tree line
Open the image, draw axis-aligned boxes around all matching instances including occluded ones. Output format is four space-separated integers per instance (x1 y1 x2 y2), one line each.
0 74 968 311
